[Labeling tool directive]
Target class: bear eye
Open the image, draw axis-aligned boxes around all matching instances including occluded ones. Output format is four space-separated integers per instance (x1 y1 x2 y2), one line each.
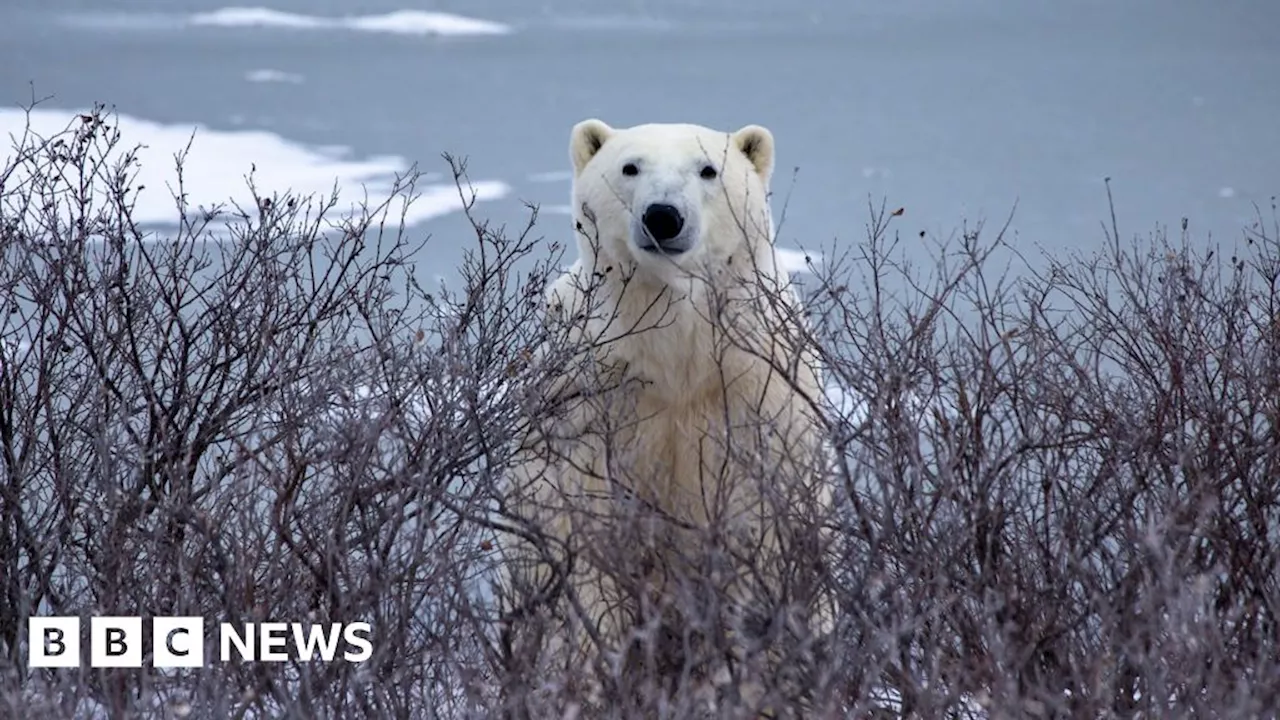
699 164 719 180
622 162 639 177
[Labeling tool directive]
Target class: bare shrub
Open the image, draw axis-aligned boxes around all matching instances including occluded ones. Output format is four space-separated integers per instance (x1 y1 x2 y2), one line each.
804 193 1280 719
1 104 1278 719
0 102 559 719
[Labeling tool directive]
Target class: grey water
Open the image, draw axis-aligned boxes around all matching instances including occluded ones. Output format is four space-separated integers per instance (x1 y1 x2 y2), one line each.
2 0 1278 286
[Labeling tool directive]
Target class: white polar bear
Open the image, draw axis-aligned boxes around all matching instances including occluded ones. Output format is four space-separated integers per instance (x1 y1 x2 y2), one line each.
501 119 832 707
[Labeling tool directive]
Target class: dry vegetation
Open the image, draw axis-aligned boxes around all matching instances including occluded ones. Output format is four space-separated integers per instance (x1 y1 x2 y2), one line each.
1 105 1278 719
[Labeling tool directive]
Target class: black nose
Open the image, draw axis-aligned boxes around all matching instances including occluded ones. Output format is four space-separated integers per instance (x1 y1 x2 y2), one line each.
641 203 684 243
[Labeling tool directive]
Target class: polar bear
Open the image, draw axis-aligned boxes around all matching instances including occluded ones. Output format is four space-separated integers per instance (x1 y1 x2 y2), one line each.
500 119 832 711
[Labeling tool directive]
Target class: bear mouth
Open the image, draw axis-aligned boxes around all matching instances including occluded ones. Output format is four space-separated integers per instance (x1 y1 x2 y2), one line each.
636 238 690 255
634 228 693 256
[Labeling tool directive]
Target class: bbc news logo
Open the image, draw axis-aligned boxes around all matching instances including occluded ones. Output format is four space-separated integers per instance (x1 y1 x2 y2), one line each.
28 617 373 668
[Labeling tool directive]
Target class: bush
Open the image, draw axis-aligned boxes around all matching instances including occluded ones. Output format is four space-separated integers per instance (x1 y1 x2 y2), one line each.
1 104 1277 719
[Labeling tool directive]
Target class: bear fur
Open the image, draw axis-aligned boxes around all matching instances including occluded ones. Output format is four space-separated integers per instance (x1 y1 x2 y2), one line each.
500 119 831 708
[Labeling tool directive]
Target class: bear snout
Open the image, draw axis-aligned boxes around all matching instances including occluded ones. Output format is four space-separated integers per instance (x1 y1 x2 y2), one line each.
639 203 687 252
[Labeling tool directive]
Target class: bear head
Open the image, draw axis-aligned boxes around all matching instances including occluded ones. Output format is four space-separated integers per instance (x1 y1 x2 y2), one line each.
567 119 777 286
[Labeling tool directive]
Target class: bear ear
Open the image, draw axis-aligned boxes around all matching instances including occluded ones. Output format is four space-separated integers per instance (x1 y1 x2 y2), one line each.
731 124 775 183
570 119 614 176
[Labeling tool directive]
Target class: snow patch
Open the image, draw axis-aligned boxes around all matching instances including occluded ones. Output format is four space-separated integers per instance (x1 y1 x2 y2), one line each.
0 339 33 361
775 247 821 275
189 7 511 36
0 107 509 234
245 68 305 84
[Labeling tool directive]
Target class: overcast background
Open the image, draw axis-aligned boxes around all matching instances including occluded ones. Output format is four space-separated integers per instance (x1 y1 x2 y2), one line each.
2 0 1277 284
